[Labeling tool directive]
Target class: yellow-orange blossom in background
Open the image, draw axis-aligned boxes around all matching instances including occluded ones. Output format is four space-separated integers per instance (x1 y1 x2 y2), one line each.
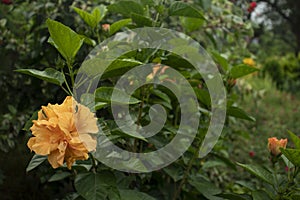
268 137 288 156
27 96 98 169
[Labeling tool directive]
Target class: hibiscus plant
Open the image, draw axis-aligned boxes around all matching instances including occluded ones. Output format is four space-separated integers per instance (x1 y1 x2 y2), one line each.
16 0 265 199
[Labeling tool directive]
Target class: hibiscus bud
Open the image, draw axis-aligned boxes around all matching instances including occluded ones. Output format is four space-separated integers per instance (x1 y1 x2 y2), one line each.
102 24 110 32
268 137 288 157
1 0 12 5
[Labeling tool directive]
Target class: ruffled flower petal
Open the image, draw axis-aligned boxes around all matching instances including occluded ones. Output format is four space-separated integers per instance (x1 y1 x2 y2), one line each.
27 96 98 169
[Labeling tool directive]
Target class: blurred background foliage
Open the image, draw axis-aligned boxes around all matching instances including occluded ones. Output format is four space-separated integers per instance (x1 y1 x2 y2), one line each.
0 0 300 199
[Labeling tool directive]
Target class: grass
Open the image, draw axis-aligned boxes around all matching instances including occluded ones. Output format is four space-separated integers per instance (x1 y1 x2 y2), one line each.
238 75 300 150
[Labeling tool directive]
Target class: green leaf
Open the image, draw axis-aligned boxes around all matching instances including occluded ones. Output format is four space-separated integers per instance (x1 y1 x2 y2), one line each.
195 89 211 107
102 58 143 79
163 164 183 182
211 51 229 71
131 13 153 27
109 18 132 35
291 194 300 199
73 7 96 28
109 58 143 71
217 193 252 200
169 2 205 19
281 154 294 169
281 148 300 167
205 31 217 49
16 68 65 86
227 106 256 121
119 189 155 200
237 163 274 185
75 171 119 200
95 87 140 104
188 176 222 200
108 1 144 17
151 89 171 105
7 105 17 115
48 171 72 182
62 193 80 200
92 5 107 23
23 110 38 131
46 19 84 62
112 127 148 142
229 64 259 79
73 5 107 28
79 93 108 113
198 0 212 10
202 160 226 170
210 152 237 170
179 17 204 32
235 180 256 191
72 163 93 171
26 154 47 172
252 190 272 200
95 102 108 110
162 54 195 70
79 34 96 46
287 130 300 149
140 0 158 7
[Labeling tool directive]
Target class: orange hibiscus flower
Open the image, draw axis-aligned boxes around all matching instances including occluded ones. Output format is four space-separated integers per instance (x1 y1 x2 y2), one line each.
27 96 98 169
268 137 288 156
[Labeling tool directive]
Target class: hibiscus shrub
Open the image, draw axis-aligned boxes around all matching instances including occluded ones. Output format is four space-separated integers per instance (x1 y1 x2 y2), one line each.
14 0 293 199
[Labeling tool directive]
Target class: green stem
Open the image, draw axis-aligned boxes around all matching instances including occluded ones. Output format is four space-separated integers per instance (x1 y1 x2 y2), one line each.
95 26 101 44
139 141 144 153
90 153 97 173
73 74 85 89
154 12 160 26
62 69 73 95
67 60 75 88
282 167 298 197
61 86 72 96
134 86 146 152
86 80 94 94
172 143 200 200
136 86 145 127
273 162 279 191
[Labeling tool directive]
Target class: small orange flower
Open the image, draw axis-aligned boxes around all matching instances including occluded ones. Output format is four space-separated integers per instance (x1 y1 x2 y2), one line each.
243 58 255 66
27 96 98 169
146 64 168 80
102 24 110 32
268 137 287 156
146 64 176 83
